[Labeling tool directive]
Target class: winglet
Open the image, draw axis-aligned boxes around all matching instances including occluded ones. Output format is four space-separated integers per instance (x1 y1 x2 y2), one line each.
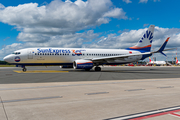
156 37 170 56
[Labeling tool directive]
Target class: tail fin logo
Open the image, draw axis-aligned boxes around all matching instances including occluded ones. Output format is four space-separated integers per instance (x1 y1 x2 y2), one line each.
176 57 178 64
139 30 153 43
149 57 151 62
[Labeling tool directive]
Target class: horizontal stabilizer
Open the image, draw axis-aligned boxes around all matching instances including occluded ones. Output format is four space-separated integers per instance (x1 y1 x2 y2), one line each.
160 51 167 56
163 48 177 51
154 37 170 56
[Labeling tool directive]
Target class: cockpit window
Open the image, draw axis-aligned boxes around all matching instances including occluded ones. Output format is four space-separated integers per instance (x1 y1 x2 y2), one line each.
12 52 21 55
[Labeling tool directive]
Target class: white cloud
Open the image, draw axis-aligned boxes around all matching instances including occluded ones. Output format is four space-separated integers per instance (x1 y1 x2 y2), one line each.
0 30 100 59
139 0 148 3
0 0 126 59
118 29 129 33
86 26 180 53
129 17 132 20
0 0 127 43
143 24 149 27
0 0 128 60
153 27 180 47
139 0 160 3
0 3 5 9
103 8 127 19
74 0 88 7
122 0 132 4
0 43 23 58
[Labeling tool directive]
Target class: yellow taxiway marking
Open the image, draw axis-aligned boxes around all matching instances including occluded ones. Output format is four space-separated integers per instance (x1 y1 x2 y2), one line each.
13 70 69 73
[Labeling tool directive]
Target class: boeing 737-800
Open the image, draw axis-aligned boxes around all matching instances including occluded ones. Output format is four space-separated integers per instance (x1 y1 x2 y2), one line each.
147 57 167 65
3 25 170 72
176 57 180 65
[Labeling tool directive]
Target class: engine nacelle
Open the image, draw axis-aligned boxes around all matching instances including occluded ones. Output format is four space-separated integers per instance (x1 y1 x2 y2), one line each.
73 60 93 69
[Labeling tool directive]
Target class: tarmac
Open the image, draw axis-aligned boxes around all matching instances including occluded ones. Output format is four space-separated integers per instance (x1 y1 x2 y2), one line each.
0 66 180 120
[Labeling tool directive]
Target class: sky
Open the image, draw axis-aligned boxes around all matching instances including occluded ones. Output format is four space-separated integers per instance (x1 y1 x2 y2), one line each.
0 0 180 61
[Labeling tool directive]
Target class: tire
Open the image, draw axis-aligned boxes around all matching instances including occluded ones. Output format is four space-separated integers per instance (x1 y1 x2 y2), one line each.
22 68 27 72
95 67 101 71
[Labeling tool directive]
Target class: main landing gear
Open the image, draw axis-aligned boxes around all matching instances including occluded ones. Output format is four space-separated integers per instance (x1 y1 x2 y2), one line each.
94 66 101 71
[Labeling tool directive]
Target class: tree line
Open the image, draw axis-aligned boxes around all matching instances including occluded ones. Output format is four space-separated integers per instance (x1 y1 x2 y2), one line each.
0 61 11 65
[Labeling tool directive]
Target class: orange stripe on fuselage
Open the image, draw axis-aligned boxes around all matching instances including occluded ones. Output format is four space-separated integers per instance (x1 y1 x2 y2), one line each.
129 45 151 49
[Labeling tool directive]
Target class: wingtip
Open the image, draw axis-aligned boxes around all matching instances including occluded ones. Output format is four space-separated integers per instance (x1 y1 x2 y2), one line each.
166 37 170 42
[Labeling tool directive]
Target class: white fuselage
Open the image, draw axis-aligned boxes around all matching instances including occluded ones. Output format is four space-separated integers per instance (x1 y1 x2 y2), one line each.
149 61 166 65
4 48 142 66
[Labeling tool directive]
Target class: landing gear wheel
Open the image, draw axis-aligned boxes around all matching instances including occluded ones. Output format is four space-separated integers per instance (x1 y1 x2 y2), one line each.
22 68 27 72
95 67 101 71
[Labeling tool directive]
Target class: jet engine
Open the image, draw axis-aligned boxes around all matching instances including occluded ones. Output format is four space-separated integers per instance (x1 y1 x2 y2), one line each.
73 60 93 70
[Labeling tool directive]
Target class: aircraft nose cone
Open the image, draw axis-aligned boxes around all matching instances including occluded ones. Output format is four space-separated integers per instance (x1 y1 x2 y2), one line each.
3 56 8 62
3 55 12 63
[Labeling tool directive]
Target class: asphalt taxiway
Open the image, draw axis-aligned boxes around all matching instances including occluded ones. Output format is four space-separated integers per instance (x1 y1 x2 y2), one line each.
1 66 180 84
0 66 180 120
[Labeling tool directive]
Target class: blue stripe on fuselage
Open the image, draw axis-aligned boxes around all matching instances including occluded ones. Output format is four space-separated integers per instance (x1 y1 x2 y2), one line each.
126 47 151 52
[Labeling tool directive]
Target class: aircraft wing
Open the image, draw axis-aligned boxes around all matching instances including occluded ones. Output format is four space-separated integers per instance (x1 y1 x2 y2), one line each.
91 52 151 61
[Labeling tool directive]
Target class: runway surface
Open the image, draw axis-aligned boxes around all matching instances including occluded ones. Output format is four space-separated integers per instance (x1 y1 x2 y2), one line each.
0 66 180 84
0 66 180 120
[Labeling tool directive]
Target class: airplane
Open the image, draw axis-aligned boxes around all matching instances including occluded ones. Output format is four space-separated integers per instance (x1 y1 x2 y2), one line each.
147 57 167 65
176 57 180 65
3 25 170 72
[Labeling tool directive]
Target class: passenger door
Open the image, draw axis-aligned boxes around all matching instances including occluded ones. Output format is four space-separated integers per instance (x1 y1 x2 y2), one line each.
28 50 33 59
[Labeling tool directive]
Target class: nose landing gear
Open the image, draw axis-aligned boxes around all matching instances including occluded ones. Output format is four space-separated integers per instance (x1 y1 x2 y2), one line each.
18 65 27 72
22 67 27 72
16 65 27 72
